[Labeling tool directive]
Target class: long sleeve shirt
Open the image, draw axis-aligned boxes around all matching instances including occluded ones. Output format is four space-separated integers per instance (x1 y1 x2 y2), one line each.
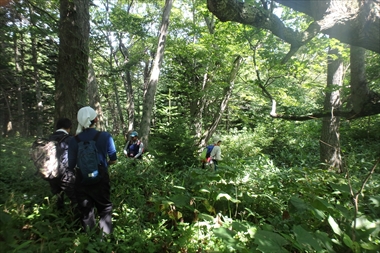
210 145 222 161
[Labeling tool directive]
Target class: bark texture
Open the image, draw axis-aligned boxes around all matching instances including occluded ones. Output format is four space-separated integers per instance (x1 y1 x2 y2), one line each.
55 0 90 132
140 0 173 150
320 48 343 172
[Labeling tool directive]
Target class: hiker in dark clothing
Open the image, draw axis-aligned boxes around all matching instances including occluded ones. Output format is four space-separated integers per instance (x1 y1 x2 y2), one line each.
68 106 117 235
48 118 77 210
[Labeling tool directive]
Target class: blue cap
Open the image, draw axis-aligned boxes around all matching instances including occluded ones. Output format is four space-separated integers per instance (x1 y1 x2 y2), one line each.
130 131 138 137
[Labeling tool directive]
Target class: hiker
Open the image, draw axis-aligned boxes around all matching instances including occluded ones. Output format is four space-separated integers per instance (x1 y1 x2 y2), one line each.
210 138 222 171
68 106 117 235
123 131 144 160
48 118 76 210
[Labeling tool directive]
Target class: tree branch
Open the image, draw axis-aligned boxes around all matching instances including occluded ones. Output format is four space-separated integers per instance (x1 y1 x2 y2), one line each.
207 0 380 56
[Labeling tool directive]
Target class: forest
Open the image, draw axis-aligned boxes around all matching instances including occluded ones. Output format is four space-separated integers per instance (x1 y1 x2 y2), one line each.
1 0 380 252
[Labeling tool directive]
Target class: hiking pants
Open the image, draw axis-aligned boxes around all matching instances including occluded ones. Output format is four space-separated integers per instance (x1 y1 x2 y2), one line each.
49 171 77 209
212 159 218 171
75 168 113 235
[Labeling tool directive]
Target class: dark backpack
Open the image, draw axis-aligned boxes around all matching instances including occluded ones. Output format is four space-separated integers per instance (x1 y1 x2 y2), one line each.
127 140 143 159
75 131 102 185
30 135 69 180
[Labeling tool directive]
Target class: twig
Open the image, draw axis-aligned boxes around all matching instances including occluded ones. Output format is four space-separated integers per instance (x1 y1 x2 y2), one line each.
347 156 380 242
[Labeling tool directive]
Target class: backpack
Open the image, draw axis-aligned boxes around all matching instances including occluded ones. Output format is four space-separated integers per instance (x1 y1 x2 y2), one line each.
30 135 69 180
200 145 214 163
75 131 102 185
126 140 143 159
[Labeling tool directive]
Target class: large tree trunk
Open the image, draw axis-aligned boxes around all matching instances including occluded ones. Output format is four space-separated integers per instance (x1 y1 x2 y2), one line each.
55 0 90 132
28 4 43 136
140 0 173 150
320 48 343 173
88 57 105 131
350 46 369 114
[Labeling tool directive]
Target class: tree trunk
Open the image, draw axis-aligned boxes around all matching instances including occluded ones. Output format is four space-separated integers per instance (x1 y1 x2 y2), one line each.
320 48 343 173
56 0 90 132
119 38 135 135
14 26 25 136
192 13 215 147
0 87 12 137
202 56 243 145
350 46 368 114
28 4 43 136
88 57 104 131
140 0 173 150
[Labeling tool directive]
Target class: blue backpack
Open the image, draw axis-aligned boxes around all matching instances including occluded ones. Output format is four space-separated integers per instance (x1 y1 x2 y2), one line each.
206 145 214 159
201 144 214 163
75 131 102 185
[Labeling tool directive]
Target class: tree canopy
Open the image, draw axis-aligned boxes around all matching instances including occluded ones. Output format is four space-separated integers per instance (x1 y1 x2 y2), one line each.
207 0 380 57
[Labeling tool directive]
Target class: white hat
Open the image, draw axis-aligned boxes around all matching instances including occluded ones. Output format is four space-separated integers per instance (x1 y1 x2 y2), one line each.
213 137 222 144
76 106 97 134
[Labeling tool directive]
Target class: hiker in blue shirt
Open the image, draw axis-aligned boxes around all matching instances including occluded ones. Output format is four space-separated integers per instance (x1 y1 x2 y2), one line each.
68 106 117 235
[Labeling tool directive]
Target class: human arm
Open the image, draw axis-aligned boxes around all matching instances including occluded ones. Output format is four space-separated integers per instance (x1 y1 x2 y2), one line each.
133 141 144 159
67 137 78 172
107 135 117 165
123 142 129 157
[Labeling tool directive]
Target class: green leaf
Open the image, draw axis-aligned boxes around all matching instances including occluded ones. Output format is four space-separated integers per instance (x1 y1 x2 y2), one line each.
361 242 380 250
198 213 214 221
216 193 241 203
254 230 289 253
328 215 342 236
289 196 308 212
199 188 210 193
169 194 191 208
343 233 355 250
369 196 380 207
213 227 237 244
314 231 335 253
216 193 232 200
231 221 247 232
173 185 185 190
12 240 32 251
293 225 323 252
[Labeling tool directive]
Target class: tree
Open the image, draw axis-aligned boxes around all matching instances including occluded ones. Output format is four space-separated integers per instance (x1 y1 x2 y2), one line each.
207 0 380 118
320 47 344 172
55 0 90 130
140 0 173 150
207 0 380 55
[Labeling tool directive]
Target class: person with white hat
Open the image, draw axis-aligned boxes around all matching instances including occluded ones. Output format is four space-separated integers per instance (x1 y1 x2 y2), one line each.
68 106 117 235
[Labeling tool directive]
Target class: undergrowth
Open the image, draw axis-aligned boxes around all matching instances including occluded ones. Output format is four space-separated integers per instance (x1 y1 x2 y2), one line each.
1 123 380 252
